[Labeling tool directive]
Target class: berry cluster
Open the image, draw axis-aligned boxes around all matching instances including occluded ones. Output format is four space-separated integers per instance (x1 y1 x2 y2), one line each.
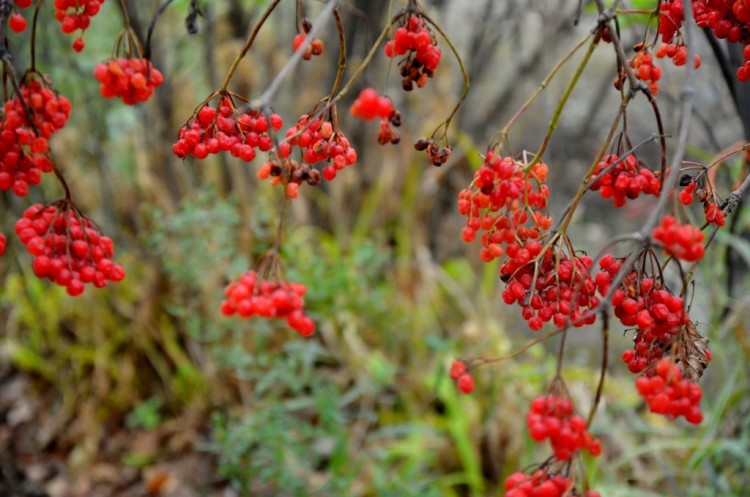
0 78 71 197
449 360 474 394
654 42 701 69
609 273 688 343
350 88 402 145
503 471 601 497
679 180 696 205
414 137 452 166
293 33 324 60
630 49 662 95
350 88 393 120
15 203 125 296
704 202 726 226
0 233 6 257
652 214 705 261
659 2 744 76
635 358 703 424
220 271 315 337
259 114 357 195
384 15 441 90
458 152 551 262
679 179 726 227
501 249 599 330
172 97 282 161
596 256 690 373
53 0 105 52
589 154 660 207
526 395 602 460
93 58 165 105
292 18 324 60
456 154 596 331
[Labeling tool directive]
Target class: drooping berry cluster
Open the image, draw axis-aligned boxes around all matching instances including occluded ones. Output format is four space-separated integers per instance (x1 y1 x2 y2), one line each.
384 15 442 90
679 178 726 227
526 395 602 460
0 78 71 197
350 88 393 120
449 360 474 394
679 180 696 205
93 58 164 105
658 2 746 77
220 271 315 337
636 358 703 424
258 114 357 198
595 256 690 373
503 470 601 497
654 42 701 69
459 153 551 262
293 33 324 60
53 0 105 52
652 214 705 261
292 19 324 60
704 201 726 226
457 154 597 331
173 97 282 161
414 137 452 166
589 154 660 207
630 48 662 95
501 248 599 330
350 88 402 145
607 271 688 343
15 203 125 296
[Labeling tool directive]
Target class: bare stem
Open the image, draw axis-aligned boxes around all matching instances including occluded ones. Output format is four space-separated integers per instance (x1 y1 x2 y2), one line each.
330 7 346 98
420 12 470 141
494 31 593 151
593 0 642 94
526 36 599 171
552 96 629 235
250 0 340 109
587 312 609 427
220 0 284 93
722 168 750 215
474 327 566 366
30 0 43 72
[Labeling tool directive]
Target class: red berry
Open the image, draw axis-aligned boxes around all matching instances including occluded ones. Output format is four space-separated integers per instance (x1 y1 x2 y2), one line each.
72 37 85 52
457 373 474 394
9 13 26 33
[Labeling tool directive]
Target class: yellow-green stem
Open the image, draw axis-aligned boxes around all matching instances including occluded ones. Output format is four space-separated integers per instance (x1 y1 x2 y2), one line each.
554 96 629 236
420 13 470 141
220 0 283 93
329 8 346 98
526 36 600 171
495 31 593 151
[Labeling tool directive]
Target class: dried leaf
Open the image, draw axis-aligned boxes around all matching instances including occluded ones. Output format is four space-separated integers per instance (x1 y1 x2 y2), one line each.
667 321 711 382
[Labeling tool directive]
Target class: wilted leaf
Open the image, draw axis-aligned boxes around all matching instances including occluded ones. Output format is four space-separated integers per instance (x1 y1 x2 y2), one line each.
667 321 711 381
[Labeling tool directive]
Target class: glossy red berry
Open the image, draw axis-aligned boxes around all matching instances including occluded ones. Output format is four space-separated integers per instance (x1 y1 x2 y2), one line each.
9 13 26 32
457 373 474 394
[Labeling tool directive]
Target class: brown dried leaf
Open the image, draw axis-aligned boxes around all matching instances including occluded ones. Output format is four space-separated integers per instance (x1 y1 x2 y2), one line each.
668 321 711 382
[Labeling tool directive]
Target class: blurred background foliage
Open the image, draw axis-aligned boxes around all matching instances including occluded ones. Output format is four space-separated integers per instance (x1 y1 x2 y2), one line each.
0 1 749 496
